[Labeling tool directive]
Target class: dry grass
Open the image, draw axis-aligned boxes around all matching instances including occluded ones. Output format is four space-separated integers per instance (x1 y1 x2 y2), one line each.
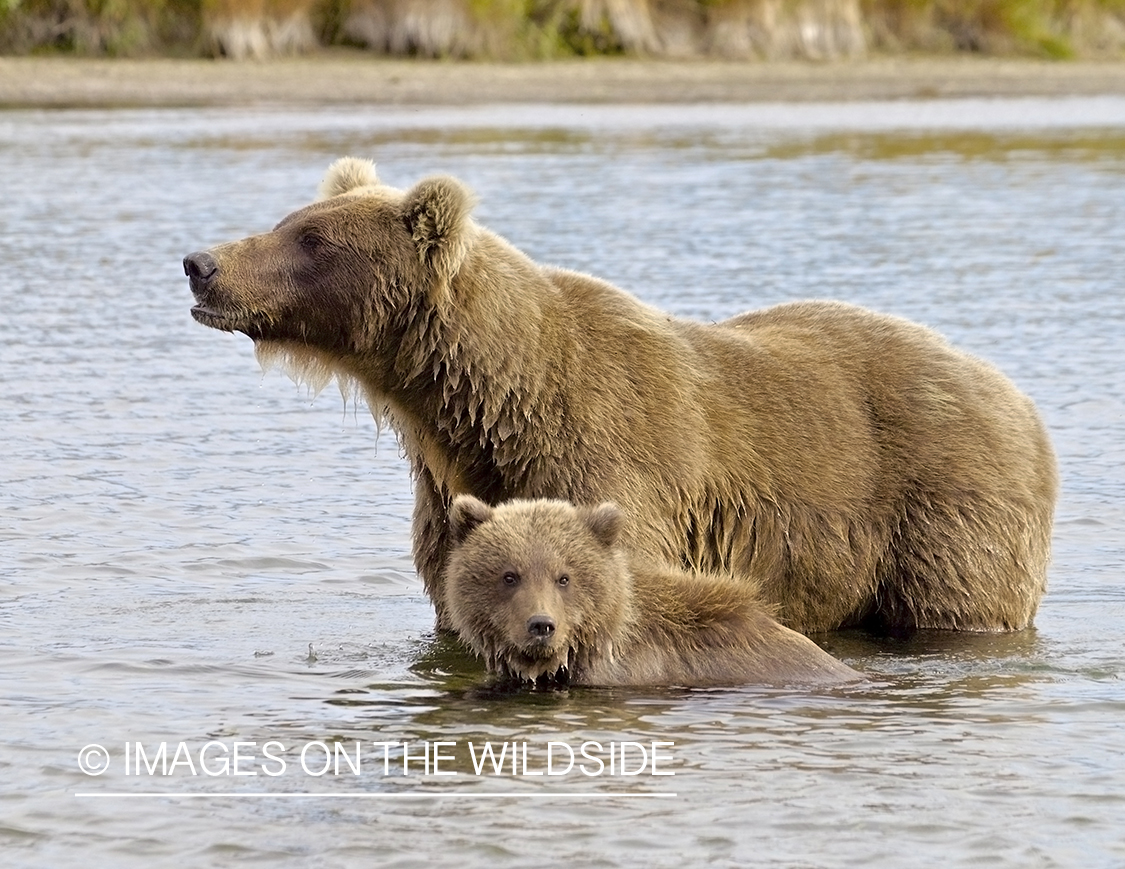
2 0 1124 57
863 0 1125 58
339 0 870 58
203 0 317 59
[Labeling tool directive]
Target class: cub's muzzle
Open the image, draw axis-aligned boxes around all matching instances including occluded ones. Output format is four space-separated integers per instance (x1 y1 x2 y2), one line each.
526 615 556 641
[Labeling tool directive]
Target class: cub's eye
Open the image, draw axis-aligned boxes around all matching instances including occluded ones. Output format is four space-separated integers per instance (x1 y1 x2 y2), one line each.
557 574 570 587
502 571 519 587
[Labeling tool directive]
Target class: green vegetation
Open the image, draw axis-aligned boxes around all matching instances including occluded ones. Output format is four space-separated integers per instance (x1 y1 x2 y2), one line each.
1 0 200 54
2 0 1124 58
760 129 1125 160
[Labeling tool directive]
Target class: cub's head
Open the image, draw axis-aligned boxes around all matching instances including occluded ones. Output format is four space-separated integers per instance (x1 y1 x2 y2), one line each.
183 157 476 381
443 496 632 685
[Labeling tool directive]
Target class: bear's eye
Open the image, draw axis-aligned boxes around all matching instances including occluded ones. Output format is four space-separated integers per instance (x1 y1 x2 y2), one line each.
298 230 324 253
557 574 570 587
502 571 519 587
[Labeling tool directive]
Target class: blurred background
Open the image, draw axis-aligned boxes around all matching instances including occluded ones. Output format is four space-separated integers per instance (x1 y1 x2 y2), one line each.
2 0 1125 62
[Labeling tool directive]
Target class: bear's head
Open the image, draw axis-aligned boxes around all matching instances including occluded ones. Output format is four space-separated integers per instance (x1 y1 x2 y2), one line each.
183 157 476 385
443 496 633 684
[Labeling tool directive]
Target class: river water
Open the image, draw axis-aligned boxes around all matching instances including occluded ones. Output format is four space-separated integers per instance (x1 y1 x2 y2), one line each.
2 97 1123 867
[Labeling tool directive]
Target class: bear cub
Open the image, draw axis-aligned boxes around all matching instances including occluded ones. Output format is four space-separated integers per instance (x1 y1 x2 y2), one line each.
443 495 861 688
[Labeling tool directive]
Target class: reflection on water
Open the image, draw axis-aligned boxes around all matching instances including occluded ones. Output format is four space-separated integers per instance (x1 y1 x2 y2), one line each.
1 99 1124 867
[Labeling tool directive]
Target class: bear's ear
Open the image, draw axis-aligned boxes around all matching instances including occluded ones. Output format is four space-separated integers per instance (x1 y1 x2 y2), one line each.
582 503 623 549
449 495 494 545
402 175 476 294
318 157 378 199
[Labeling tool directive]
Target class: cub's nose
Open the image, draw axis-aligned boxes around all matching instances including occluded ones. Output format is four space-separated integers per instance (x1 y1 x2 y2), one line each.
183 251 218 282
527 615 556 640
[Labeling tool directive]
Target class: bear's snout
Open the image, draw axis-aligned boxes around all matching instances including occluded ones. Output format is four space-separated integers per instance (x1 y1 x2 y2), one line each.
183 251 218 287
526 615 556 641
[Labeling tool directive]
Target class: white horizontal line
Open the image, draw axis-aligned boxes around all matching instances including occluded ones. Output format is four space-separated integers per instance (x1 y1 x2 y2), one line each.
75 791 676 799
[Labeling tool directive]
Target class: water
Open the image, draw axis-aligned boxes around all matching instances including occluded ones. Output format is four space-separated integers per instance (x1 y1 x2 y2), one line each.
2 97 1124 867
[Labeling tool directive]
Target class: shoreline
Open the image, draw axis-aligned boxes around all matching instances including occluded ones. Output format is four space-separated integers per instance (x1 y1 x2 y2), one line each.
4 54 1125 108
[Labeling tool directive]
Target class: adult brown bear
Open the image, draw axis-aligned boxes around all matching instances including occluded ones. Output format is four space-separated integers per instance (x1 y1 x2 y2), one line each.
184 157 1058 636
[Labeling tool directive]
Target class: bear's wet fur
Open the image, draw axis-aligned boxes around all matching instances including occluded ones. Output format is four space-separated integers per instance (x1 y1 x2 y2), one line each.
444 496 861 687
185 156 1058 636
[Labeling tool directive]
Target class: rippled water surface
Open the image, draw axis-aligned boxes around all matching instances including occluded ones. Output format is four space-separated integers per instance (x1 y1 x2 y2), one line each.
2 98 1124 868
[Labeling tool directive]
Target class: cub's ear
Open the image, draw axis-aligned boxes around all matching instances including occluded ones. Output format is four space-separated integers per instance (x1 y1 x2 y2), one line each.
449 495 494 545
582 502 623 549
318 157 378 199
402 175 476 295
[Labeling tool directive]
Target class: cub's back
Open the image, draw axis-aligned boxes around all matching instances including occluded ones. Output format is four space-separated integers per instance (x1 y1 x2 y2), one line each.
586 566 862 688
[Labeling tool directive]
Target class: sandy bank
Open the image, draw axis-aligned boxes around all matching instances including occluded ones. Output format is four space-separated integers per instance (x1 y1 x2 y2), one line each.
3 54 1125 108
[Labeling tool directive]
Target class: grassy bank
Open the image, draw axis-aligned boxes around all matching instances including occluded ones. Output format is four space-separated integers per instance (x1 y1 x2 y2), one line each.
2 0 1124 59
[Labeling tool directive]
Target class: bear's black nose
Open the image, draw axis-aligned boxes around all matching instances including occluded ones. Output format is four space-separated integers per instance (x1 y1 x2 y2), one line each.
183 251 218 282
526 615 556 639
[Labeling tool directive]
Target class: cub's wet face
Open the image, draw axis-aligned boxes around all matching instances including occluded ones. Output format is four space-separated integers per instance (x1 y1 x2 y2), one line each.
491 562 576 679
444 496 625 684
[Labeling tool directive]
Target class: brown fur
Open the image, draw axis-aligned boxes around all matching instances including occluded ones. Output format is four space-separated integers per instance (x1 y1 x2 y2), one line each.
444 496 861 687
184 156 1058 636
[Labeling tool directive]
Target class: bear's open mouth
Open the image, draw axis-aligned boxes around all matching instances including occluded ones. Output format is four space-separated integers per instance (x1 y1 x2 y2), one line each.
191 305 255 334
